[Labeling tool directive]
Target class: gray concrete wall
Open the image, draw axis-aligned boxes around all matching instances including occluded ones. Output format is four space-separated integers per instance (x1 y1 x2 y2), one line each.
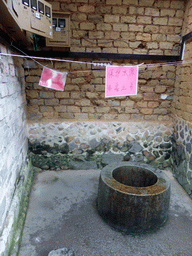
0 44 28 255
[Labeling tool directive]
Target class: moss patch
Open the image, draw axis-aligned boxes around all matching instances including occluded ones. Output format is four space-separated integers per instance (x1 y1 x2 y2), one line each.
8 161 35 256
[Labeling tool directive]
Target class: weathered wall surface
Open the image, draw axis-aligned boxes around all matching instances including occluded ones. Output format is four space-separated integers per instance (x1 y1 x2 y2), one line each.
49 0 184 55
26 0 186 168
0 44 29 254
172 0 192 199
26 61 175 122
28 120 173 170
25 0 185 121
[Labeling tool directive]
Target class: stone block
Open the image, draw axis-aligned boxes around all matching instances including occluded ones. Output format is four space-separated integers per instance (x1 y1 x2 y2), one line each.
45 99 59 106
147 42 158 49
59 113 74 119
121 32 135 40
97 6 111 13
155 86 167 93
125 108 139 114
104 14 119 22
129 41 142 48
97 23 112 31
74 113 89 119
86 92 98 98
71 92 85 98
93 85 104 92
121 100 134 107
144 25 159 33
160 9 175 17
144 93 159 101
42 112 58 119
112 6 127 15
137 16 152 24
168 17 183 26
170 1 185 9
167 35 181 42
88 14 103 21
105 31 120 39
129 24 143 32
136 33 151 41
159 42 174 49
54 106 67 112
61 3 77 12
118 48 133 54
71 13 87 21
89 31 104 39
60 99 74 105
82 39 96 47
50 2 60 11
129 6 144 15
25 76 39 83
82 84 94 92
40 106 53 112
154 1 170 8
82 107 95 113
80 22 95 30
148 101 160 108
145 8 159 16
153 17 168 25
140 108 153 115
137 101 147 108
40 92 54 99
121 16 136 23
106 0 122 5
67 106 80 113
29 99 44 106
102 48 118 53
123 0 138 4
176 10 184 18
95 107 110 113
113 24 128 31
139 0 155 6
114 41 128 47
86 47 102 52
76 99 91 106
55 92 70 98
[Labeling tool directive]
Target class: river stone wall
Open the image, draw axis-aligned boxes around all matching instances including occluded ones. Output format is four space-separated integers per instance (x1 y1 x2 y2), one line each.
28 120 173 170
171 116 192 199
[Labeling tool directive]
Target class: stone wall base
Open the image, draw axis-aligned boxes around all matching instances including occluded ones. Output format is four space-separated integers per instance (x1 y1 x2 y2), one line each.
28 120 173 169
172 116 192 199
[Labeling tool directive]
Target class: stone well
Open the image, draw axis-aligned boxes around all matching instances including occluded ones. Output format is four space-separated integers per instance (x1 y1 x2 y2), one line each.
97 162 170 233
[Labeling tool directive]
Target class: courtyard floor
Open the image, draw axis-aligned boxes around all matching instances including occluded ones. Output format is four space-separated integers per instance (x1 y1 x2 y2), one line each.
19 168 192 256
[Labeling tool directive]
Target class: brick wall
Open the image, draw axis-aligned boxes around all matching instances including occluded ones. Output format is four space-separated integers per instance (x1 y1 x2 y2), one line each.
173 0 192 122
171 0 192 199
48 0 185 55
25 60 176 121
25 0 185 122
0 44 29 254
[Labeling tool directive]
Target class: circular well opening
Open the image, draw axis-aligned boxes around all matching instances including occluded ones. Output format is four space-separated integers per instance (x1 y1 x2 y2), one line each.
113 166 158 187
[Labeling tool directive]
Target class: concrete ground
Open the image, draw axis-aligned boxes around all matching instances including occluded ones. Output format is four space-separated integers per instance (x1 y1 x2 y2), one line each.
19 168 192 256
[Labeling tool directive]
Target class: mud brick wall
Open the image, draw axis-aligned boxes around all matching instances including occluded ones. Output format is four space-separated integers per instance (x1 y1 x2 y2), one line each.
25 61 177 122
48 0 185 55
25 0 185 122
171 0 192 199
0 44 29 254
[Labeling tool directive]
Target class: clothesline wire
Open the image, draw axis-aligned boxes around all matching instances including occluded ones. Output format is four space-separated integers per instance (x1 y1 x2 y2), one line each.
1 51 191 71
